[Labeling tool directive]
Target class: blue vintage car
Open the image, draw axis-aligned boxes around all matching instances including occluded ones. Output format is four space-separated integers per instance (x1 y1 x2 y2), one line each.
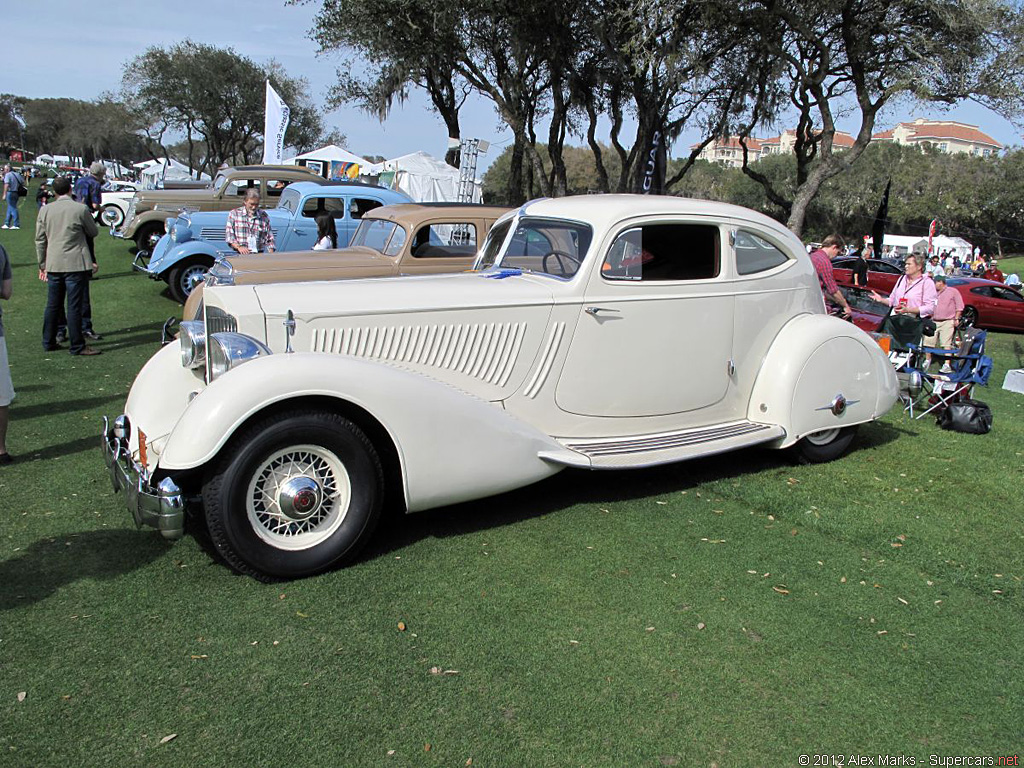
136 181 412 302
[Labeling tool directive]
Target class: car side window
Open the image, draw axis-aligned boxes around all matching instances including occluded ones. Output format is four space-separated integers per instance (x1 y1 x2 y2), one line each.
603 224 720 281
411 223 478 258
301 197 346 219
971 287 993 298
226 178 258 196
265 180 288 197
350 198 384 220
992 287 1023 302
876 262 902 274
734 230 789 275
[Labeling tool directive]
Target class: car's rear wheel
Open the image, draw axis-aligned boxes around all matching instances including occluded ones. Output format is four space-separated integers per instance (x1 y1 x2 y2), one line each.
794 426 858 464
167 258 213 304
100 204 124 228
960 306 978 328
203 410 384 581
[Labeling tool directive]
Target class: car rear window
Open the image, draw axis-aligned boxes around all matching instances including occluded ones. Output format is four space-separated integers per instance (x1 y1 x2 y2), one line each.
734 230 789 275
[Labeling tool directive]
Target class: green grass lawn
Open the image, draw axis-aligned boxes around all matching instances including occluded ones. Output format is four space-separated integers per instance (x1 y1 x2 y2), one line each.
0 186 1021 767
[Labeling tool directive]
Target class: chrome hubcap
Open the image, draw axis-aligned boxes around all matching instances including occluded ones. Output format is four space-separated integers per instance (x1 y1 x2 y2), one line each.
101 207 122 226
246 445 351 550
181 265 208 295
805 428 840 446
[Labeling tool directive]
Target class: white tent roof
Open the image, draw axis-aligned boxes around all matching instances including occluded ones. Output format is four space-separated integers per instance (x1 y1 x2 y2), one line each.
365 150 480 203
285 144 369 167
139 159 210 187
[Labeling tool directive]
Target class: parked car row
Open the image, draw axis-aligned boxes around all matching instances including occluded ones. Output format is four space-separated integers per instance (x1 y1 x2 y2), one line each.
104 194 899 581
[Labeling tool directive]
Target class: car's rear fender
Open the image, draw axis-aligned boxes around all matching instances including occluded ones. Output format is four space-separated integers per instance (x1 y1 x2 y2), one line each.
747 314 898 446
158 353 569 513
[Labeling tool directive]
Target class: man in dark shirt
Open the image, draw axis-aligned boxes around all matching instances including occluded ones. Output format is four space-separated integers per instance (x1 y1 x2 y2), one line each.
0 242 14 463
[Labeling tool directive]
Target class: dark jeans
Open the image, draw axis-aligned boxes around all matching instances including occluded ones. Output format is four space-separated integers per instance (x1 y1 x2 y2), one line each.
57 237 95 335
43 271 90 354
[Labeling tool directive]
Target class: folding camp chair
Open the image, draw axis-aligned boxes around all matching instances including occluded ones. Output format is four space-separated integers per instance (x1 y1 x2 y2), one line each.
906 328 993 420
877 312 927 411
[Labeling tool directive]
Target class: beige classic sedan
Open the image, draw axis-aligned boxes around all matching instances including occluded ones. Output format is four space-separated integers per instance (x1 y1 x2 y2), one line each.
182 203 510 320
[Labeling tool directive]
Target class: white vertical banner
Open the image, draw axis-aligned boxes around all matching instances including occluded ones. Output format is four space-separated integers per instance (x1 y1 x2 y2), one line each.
262 80 290 165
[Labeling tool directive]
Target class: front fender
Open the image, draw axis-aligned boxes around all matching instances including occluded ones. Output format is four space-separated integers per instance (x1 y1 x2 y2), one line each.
149 239 220 278
747 314 898 446
159 353 569 513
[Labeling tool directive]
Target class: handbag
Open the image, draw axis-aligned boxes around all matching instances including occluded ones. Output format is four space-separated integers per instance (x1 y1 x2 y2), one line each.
936 398 992 434
16 178 27 197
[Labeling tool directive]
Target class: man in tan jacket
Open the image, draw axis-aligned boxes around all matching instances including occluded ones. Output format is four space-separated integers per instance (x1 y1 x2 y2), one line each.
35 176 101 356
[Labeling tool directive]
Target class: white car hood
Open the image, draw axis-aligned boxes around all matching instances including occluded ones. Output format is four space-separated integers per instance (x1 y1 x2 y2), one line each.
250 270 557 319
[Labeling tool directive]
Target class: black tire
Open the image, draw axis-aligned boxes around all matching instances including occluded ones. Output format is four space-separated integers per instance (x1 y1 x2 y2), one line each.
794 425 858 464
167 258 213 304
960 306 978 329
135 221 165 254
203 410 384 581
100 204 124 228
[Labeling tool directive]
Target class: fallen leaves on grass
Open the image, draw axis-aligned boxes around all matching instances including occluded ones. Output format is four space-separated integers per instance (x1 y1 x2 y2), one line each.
190 655 208 660
159 734 177 745
897 597 909 605
697 622 706 630
397 621 406 631
772 586 790 595
16 691 26 702
429 667 460 675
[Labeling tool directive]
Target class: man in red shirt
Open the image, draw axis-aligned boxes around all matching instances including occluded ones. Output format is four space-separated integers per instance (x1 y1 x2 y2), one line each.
981 260 1005 284
808 234 852 318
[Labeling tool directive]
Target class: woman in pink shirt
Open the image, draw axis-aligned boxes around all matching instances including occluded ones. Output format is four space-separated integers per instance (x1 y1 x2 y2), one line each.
871 254 937 318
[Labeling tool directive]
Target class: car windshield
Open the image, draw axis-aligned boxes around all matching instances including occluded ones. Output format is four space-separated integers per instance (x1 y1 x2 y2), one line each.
277 188 300 213
475 219 512 270
485 217 593 279
212 173 228 192
350 218 401 254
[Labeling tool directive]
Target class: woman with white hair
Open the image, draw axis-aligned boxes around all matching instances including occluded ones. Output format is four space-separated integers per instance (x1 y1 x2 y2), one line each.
871 253 937 318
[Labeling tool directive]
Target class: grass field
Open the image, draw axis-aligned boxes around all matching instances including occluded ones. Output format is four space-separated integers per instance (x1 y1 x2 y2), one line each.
0 184 1021 767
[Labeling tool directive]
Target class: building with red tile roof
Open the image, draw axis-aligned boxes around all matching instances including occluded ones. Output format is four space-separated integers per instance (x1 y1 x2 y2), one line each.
870 118 1001 156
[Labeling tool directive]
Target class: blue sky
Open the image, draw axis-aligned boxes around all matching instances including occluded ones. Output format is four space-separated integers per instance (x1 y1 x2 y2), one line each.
7 0 1021 171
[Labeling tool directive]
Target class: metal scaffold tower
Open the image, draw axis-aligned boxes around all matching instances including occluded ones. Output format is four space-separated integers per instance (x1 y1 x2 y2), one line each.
450 137 489 204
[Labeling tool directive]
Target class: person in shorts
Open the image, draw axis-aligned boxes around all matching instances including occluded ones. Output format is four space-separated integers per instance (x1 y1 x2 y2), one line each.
923 274 964 373
0 242 14 464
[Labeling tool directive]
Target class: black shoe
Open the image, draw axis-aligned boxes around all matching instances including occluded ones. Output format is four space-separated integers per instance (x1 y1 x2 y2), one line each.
74 346 103 356
83 330 103 341
43 344 64 352
0 453 13 466
55 331 68 343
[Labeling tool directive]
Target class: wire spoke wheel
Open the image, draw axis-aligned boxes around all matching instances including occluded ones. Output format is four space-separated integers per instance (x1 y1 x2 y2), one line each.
245 444 352 550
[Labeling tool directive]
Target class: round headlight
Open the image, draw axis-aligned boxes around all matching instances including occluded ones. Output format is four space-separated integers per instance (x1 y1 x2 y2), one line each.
208 332 271 381
179 320 207 369
173 224 192 244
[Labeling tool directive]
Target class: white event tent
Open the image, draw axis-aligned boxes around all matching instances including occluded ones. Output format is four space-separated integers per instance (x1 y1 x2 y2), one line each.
136 159 210 188
365 150 481 203
284 145 370 178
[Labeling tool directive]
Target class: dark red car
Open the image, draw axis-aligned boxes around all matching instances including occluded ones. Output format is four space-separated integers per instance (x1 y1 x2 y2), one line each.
831 257 904 292
838 286 889 333
944 278 1024 332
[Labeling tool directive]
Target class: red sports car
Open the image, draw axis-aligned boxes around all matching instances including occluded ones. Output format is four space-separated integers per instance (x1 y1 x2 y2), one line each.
838 286 889 333
831 257 906 292
944 278 1024 332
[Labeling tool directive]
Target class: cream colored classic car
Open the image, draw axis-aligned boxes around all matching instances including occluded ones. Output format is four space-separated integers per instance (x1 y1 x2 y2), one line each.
103 195 899 581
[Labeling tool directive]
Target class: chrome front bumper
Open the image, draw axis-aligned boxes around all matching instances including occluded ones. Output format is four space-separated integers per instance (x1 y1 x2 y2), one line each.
132 251 154 274
101 417 185 540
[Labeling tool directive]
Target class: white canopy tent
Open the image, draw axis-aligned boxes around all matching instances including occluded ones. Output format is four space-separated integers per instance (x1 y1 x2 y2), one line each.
138 159 210 188
284 145 370 178
364 150 481 203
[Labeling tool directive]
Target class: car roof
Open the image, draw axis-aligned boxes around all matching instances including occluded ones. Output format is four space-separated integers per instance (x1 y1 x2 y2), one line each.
227 165 318 173
520 194 798 242
283 181 405 196
365 204 511 225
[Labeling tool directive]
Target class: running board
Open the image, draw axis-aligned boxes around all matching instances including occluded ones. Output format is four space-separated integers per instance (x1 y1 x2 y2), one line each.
539 421 785 469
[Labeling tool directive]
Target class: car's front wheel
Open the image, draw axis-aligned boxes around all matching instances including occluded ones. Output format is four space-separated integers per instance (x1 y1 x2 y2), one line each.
135 222 165 255
203 410 384 581
794 426 858 464
960 306 978 329
100 204 124 228
167 258 213 304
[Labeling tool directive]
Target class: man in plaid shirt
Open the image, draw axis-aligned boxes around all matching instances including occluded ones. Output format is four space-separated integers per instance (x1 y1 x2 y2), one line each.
225 188 276 254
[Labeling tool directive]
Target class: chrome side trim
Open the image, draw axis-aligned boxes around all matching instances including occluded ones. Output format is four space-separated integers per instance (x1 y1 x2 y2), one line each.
564 421 774 457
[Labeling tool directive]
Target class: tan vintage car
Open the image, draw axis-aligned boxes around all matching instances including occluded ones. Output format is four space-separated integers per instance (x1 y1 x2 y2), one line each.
116 164 324 254
182 203 510 319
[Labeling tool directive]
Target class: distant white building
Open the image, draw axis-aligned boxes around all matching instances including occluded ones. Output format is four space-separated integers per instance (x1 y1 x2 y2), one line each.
871 118 1001 157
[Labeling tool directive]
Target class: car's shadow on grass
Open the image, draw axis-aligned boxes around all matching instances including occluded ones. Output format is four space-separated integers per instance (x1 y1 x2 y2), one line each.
0 530 170 610
362 422 902 562
15 393 125 420
18 434 105 461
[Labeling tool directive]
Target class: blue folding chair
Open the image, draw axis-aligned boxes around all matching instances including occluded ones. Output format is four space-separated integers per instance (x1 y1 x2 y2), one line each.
906 328 992 419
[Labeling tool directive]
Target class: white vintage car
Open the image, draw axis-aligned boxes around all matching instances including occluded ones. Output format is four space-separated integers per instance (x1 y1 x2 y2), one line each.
103 195 899 580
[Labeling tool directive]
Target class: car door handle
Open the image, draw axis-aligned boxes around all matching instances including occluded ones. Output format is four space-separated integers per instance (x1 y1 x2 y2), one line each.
585 306 616 316
294 229 308 235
